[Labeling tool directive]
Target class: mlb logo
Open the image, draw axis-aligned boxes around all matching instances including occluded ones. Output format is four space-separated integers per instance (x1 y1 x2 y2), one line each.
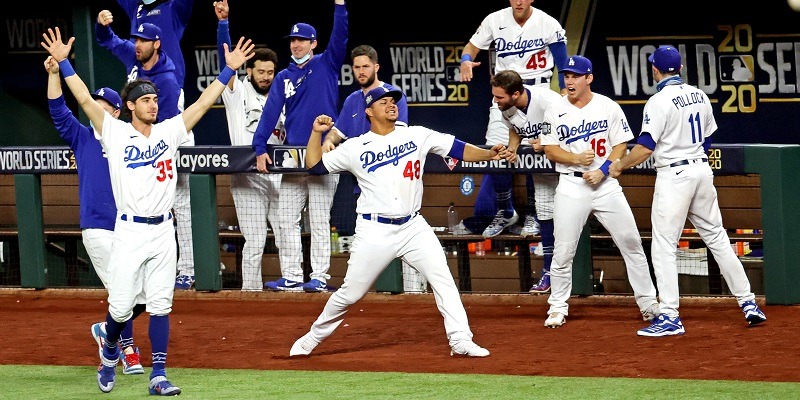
719 55 754 82
272 148 302 169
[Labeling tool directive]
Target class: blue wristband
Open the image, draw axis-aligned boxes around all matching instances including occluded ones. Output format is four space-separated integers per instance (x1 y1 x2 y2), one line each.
460 54 472 63
217 66 236 84
599 159 612 176
58 59 76 78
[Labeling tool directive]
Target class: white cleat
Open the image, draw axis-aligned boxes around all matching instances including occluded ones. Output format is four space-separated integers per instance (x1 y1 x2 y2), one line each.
290 332 320 357
544 312 566 328
450 340 490 357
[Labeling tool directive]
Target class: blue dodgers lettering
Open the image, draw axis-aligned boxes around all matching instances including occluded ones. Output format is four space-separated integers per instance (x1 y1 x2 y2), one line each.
557 119 609 144
671 92 705 109
124 140 169 169
360 141 418 172
494 37 545 59
515 122 546 139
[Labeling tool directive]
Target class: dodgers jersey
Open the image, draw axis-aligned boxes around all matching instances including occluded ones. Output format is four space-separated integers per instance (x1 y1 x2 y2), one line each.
97 113 189 217
501 85 564 141
320 125 455 217
222 76 284 146
540 93 633 174
468 7 566 80
641 82 716 168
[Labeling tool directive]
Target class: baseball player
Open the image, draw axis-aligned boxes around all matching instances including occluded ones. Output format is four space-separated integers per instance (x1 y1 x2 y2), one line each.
610 46 766 336
45 59 145 375
214 0 284 291
290 87 498 358
115 0 194 88
42 26 255 394
460 0 568 238
252 0 347 293
491 70 563 294
532 55 659 328
95 13 197 290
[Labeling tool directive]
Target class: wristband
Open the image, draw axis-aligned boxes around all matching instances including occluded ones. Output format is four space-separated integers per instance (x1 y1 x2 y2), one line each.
217 66 236 84
58 59 76 78
599 159 612 176
460 54 473 63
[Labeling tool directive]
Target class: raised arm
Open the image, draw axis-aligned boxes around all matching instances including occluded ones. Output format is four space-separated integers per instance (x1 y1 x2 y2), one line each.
41 27 107 134
306 115 334 169
459 42 482 83
213 0 235 90
182 37 254 131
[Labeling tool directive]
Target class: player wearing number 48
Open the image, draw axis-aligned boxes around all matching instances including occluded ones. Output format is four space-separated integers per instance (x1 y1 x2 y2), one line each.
289 87 507 358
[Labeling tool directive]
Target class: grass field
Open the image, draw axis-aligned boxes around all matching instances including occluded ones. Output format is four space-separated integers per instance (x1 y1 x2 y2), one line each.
1 365 798 399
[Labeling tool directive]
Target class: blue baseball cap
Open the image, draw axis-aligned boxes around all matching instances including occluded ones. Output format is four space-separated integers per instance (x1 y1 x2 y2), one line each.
560 55 592 75
131 23 162 41
649 45 682 72
285 23 316 40
91 87 122 110
365 87 402 108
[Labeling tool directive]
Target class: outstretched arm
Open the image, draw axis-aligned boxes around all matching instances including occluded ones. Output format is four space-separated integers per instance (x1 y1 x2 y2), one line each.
609 144 653 178
213 0 236 90
182 36 254 131
41 27 107 135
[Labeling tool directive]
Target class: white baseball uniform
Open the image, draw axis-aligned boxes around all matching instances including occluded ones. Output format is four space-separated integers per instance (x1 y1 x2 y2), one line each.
302 125 477 346
500 84 563 220
540 93 657 316
222 75 284 291
98 113 188 321
642 79 755 316
469 6 566 82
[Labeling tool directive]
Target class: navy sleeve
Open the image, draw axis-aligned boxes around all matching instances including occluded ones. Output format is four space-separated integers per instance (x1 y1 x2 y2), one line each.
308 161 329 175
636 132 657 150
448 139 467 159
217 20 231 72
550 41 568 90
703 136 713 153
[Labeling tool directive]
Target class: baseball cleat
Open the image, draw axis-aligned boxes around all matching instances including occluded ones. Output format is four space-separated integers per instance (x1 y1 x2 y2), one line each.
122 346 145 375
450 340 490 357
174 274 195 290
641 303 661 322
290 332 320 357
637 314 685 337
96 346 119 393
544 312 566 328
91 322 118 366
264 277 304 292
302 279 338 293
520 215 540 237
148 375 181 396
482 210 519 238
529 273 551 294
741 300 767 326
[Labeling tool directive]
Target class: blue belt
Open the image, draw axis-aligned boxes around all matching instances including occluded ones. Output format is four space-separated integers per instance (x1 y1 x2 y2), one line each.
522 77 550 85
362 212 418 225
561 172 584 177
120 212 172 225
667 158 708 168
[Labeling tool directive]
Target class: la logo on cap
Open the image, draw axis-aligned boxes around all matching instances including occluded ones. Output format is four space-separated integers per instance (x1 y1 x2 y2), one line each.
97 88 106 96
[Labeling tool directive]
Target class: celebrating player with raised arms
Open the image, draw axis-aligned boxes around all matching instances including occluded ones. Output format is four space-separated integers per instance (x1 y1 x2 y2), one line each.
290 87 506 358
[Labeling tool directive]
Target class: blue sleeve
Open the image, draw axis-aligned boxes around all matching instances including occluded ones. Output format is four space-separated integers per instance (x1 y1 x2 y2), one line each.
156 78 182 121
95 23 137 67
253 78 285 155
49 95 83 149
333 95 360 138
173 0 195 26
636 132 657 150
217 20 231 71
308 161 330 175
703 136 713 153
549 41 568 90
326 4 349 69
397 94 409 125
115 0 137 18
448 139 467 159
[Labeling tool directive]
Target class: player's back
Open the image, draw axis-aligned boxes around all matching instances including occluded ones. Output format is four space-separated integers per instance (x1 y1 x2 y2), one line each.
644 83 716 167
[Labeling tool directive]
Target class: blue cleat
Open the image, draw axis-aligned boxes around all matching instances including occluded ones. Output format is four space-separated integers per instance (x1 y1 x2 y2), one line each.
303 279 338 293
264 277 304 292
741 300 767 326
96 347 119 393
149 375 181 396
637 314 685 337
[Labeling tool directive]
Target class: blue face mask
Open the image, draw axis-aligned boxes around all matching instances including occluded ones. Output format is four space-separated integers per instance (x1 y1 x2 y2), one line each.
291 52 311 64
141 0 157 5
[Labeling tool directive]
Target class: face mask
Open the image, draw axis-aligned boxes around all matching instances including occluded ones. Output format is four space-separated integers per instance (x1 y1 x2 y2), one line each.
142 0 157 5
291 52 311 64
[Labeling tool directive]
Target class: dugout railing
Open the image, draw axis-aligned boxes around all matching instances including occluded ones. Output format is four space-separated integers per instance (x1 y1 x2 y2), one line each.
1 144 798 304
